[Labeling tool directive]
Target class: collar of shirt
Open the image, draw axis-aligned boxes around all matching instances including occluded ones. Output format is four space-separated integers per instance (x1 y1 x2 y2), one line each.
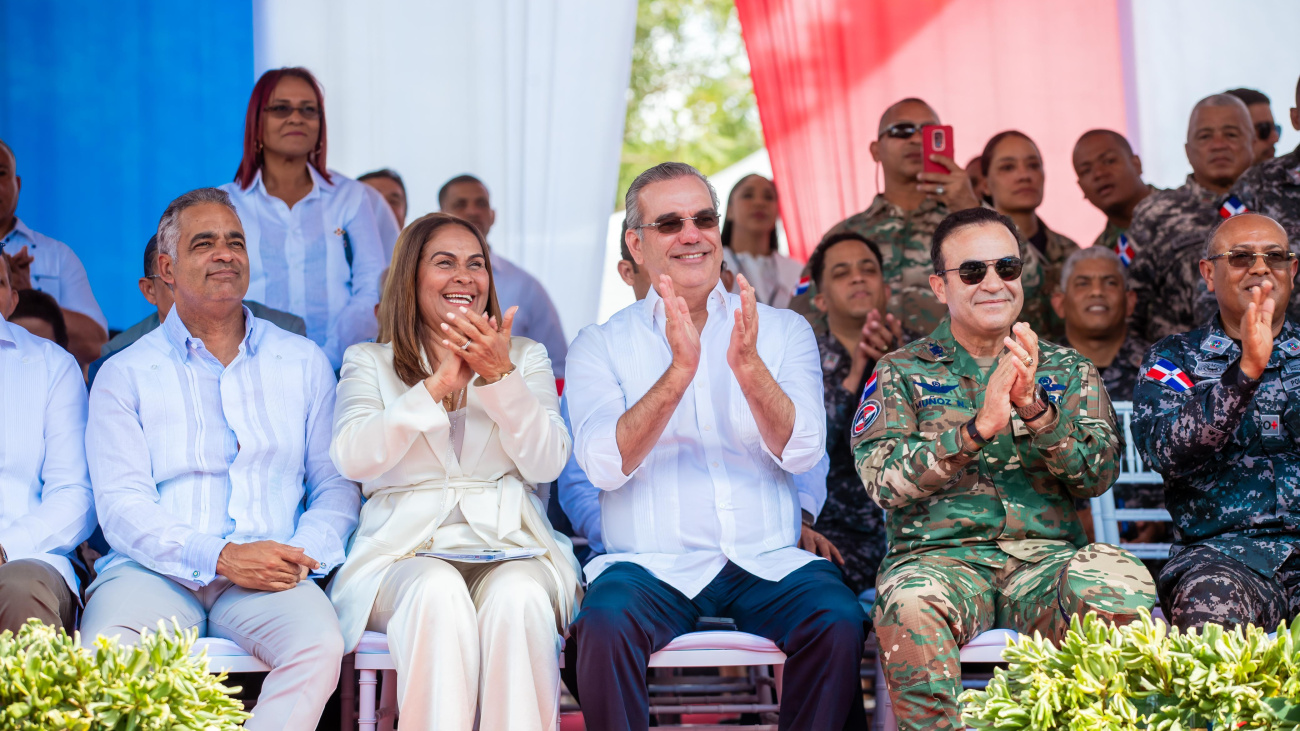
250 164 334 204
0 217 37 252
865 192 943 221
160 303 259 363
1202 317 1300 364
916 317 1008 382
0 315 19 349
1182 174 1225 206
641 277 730 333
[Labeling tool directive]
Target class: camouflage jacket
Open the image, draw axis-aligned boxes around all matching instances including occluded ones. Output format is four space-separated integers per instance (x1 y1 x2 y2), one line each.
1132 316 1300 577
1030 221 1081 342
1126 176 1227 344
852 318 1120 575
816 331 884 531
795 195 1052 338
1090 185 1163 267
1059 332 1148 402
1230 144 1300 324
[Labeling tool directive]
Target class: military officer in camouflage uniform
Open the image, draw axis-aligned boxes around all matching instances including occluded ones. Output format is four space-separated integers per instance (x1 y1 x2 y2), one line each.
855 207 1156 731
1133 213 1300 632
1127 94 1257 345
805 231 909 596
1072 129 1158 265
1052 247 1145 400
1230 76 1300 323
790 98 1033 336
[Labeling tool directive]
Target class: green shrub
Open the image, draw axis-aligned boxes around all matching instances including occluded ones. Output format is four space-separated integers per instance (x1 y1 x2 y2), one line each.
960 607 1300 731
0 619 249 730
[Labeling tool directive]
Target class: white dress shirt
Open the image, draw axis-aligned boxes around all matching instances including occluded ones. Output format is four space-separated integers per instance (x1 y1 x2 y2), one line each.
566 281 826 598
0 317 95 592
220 166 384 369
490 252 568 378
87 306 360 589
1 219 108 330
557 394 830 557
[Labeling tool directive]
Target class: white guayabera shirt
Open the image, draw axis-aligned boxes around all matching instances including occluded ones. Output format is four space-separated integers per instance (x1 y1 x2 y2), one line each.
566 280 826 598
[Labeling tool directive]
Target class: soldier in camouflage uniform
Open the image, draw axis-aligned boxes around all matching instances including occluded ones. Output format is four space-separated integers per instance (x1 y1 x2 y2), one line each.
1072 129 1159 266
1127 94 1257 345
1133 213 1300 632
1229 78 1300 324
805 231 912 596
855 208 1155 731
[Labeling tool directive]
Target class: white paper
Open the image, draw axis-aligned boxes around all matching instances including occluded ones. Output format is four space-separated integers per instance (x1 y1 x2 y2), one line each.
416 547 547 563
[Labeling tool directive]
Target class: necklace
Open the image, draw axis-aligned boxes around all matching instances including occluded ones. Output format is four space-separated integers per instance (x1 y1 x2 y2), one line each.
442 386 467 413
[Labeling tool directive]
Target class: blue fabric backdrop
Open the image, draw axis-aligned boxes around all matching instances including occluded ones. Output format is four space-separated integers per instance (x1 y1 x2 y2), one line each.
1 1 253 330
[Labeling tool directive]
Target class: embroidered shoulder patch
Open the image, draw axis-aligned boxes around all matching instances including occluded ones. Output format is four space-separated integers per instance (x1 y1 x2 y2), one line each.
1200 335 1231 354
1279 338 1300 356
1145 358 1194 392
851 399 881 438
1219 195 1248 218
1114 234 1135 266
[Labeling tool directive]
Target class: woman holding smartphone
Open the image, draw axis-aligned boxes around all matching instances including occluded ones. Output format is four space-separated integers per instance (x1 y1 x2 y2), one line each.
328 213 579 730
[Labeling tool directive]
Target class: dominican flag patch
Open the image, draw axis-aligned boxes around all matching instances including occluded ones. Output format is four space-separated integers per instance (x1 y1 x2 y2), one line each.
792 275 811 297
852 400 881 438
1114 234 1135 266
1220 195 1248 219
859 371 878 405
1145 358 1194 392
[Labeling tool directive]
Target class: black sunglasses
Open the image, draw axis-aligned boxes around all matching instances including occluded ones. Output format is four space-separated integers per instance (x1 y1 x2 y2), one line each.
636 211 720 235
1206 250 1297 269
1256 121 1282 141
879 122 924 140
936 256 1024 285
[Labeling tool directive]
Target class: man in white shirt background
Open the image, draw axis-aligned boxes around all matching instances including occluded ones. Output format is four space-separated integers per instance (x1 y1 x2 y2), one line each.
566 163 868 731
80 188 360 731
0 139 108 367
0 253 96 634
438 174 570 379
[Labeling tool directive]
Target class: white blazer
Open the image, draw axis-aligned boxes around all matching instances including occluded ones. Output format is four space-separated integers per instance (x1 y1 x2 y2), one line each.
327 337 581 652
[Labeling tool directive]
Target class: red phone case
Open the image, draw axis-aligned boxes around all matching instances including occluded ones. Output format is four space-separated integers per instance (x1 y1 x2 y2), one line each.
922 125 954 174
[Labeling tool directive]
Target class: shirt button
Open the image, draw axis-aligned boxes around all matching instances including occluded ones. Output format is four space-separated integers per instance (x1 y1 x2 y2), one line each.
192 571 199 578
703 425 711 431
712 461 720 468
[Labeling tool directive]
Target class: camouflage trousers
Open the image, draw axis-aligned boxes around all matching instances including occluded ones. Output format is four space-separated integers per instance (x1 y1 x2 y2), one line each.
874 543 1156 731
1158 545 1300 633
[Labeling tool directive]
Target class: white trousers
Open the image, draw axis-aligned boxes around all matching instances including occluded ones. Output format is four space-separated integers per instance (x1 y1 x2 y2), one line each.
80 562 344 731
368 556 561 731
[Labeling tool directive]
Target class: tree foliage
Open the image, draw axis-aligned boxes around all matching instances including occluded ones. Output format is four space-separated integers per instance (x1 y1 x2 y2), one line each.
618 0 764 206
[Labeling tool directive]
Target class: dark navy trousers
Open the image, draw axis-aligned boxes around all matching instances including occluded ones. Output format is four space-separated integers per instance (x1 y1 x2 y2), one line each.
569 559 868 731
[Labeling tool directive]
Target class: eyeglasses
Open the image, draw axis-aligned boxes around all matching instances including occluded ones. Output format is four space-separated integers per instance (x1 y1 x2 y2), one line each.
879 122 923 140
263 104 321 120
1256 121 1282 141
935 256 1024 285
636 211 720 235
1206 250 1297 269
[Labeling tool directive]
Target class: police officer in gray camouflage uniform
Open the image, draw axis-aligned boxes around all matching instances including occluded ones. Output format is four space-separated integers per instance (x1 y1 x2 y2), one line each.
1133 212 1300 631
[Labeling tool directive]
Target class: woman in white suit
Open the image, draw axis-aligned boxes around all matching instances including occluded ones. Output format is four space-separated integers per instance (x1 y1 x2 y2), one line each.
328 212 580 730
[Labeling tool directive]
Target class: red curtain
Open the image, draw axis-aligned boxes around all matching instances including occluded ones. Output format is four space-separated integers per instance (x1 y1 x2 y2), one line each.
736 0 1129 261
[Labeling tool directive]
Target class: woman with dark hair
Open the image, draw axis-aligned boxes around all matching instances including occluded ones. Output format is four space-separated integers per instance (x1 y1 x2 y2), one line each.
220 67 385 369
720 174 803 308
328 213 579 730
982 130 1080 339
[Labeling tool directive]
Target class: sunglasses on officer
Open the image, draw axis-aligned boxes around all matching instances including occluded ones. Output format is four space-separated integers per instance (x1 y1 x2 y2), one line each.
935 256 1025 285
1256 121 1282 141
879 122 928 140
635 210 721 235
1205 249 1297 269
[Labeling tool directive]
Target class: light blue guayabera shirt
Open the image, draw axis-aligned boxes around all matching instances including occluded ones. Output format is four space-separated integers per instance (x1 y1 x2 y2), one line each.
1 218 107 331
0 316 96 592
87 305 360 589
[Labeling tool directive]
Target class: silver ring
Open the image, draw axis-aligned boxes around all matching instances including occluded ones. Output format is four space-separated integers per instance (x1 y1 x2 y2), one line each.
460 341 471 351
936 185 945 196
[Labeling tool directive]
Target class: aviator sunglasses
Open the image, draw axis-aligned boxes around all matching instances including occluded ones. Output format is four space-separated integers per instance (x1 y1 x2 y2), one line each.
635 210 721 235
879 122 925 140
1206 250 1297 269
935 256 1024 285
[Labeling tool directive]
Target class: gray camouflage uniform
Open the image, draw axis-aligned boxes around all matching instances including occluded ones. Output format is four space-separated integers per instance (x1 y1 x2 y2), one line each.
1230 143 1300 323
1132 316 1300 631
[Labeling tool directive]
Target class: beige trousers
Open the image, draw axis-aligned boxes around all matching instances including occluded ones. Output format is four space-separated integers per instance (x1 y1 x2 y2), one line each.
80 562 343 731
367 556 561 731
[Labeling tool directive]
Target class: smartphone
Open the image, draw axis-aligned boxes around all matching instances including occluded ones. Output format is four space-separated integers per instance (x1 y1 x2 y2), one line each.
922 125 954 174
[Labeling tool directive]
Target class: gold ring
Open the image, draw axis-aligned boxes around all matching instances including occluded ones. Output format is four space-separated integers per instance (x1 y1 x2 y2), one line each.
1022 356 1033 367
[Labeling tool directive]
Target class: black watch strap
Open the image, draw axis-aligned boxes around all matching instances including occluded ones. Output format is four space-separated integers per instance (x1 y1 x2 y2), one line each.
964 418 990 451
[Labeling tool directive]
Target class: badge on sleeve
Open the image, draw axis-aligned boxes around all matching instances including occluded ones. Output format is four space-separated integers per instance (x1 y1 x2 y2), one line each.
1145 358 1194 392
1262 414 1282 437
1287 360 1300 375
1279 338 1300 357
1219 195 1249 218
851 400 882 438
928 342 945 358
791 276 811 297
859 371 878 405
1201 335 1231 354
1193 360 1227 378
1114 234 1135 267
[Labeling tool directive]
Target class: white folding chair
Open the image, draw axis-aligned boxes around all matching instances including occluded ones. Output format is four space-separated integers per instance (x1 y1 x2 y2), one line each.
1090 400 1173 561
872 629 1018 731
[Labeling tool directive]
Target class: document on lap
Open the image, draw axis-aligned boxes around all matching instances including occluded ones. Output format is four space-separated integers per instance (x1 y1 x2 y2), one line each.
416 547 548 563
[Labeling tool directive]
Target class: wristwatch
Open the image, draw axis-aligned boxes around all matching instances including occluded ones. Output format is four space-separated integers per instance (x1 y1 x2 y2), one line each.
963 418 990 453
1015 385 1051 422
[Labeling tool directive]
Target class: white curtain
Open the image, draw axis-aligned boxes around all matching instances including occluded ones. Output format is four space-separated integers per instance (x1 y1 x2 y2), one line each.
253 0 637 339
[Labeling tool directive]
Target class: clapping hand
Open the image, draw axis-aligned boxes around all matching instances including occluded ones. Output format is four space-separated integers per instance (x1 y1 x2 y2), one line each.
1001 322 1040 408
844 310 904 392
440 305 518 384
727 274 763 377
4 247 32 290
973 352 1025 441
658 275 701 377
423 346 474 402
1240 279 1276 380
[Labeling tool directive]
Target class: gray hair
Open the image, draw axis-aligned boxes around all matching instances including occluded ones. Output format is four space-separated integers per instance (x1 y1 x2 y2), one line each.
624 162 719 236
1187 93 1253 141
156 187 238 260
1060 246 1127 290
